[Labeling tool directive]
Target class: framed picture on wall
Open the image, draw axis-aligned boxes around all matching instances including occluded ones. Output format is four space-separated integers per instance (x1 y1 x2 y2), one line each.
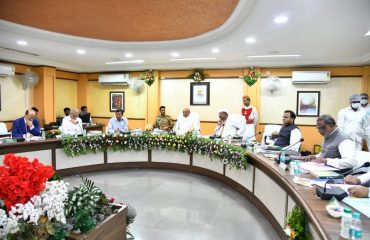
109 92 125 112
190 82 210 105
296 91 320 117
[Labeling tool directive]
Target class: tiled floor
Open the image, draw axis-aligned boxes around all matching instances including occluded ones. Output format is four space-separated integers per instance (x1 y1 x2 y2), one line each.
65 169 278 240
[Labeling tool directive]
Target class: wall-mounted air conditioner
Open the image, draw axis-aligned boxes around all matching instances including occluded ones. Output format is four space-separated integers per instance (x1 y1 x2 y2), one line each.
98 74 131 85
0 64 15 76
292 71 331 84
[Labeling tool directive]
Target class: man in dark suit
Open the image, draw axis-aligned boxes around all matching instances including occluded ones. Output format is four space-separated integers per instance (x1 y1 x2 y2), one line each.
12 109 41 138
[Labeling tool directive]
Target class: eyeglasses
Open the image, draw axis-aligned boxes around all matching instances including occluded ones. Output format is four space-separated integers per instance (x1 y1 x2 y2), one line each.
362 97 368 100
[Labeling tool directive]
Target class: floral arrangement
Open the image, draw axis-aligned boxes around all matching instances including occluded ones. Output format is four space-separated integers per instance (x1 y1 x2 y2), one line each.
284 206 312 240
243 67 260 87
61 133 249 170
188 69 209 82
0 154 136 239
139 69 155 86
45 129 62 139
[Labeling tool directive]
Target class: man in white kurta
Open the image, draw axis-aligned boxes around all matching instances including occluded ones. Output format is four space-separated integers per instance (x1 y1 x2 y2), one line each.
360 93 370 150
214 109 246 138
338 94 369 150
61 108 83 135
241 96 258 140
174 108 200 135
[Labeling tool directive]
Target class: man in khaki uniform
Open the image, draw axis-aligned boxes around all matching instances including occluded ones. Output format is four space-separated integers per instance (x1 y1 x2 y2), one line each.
153 106 173 131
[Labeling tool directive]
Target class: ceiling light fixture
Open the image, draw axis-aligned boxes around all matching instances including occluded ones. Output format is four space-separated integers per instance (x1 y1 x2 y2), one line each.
125 53 133 58
246 54 301 58
169 57 216 61
212 48 220 53
365 30 370 36
76 49 86 54
105 60 145 65
245 37 256 44
17 40 28 46
274 16 289 24
171 52 179 57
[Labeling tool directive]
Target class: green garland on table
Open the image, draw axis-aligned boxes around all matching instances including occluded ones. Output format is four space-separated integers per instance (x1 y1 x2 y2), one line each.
61 133 249 170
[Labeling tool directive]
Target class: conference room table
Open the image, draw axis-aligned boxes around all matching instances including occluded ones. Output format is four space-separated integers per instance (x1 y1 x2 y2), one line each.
0 138 369 240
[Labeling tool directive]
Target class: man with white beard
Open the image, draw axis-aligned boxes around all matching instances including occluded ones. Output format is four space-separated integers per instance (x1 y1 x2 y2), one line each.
174 108 200 135
338 94 369 150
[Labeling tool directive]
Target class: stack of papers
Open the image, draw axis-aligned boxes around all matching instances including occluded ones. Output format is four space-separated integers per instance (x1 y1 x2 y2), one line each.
343 197 370 218
299 162 338 173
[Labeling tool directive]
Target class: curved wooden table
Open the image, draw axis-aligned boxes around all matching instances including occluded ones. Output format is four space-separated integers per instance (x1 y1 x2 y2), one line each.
1 139 369 240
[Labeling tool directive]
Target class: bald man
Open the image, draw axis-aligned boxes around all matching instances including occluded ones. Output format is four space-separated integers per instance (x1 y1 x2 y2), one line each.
61 108 83 135
174 108 200 135
12 109 41 138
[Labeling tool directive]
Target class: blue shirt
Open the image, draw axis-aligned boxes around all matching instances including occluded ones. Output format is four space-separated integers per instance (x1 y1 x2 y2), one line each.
106 117 129 134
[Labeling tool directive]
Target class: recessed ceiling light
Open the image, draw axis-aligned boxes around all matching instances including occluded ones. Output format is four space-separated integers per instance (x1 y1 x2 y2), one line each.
125 53 133 58
17 40 28 46
365 30 370 36
105 60 145 65
246 54 301 58
169 57 216 61
212 48 220 53
245 37 256 44
76 49 86 54
274 16 289 24
171 52 179 57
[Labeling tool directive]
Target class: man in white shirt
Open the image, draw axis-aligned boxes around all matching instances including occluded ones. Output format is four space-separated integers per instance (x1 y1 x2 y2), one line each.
360 93 370 150
214 109 246 138
174 108 200 135
61 109 83 135
338 94 368 150
106 109 129 134
305 115 357 169
274 110 301 152
241 96 258 140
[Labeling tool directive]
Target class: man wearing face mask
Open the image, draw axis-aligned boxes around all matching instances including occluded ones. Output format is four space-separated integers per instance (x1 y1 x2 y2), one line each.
337 94 368 150
360 93 370 150
304 115 357 169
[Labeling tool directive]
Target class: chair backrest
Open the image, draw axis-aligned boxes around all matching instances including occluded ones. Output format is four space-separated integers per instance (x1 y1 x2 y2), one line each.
261 124 282 145
0 122 8 133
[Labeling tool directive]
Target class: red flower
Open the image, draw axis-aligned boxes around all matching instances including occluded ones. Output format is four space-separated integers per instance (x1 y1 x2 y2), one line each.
108 198 115 203
0 154 54 211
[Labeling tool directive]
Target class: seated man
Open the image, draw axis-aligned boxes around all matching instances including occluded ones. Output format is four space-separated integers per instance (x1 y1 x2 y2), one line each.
79 106 92 124
153 106 173 131
12 109 41 138
214 109 245 138
274 110 301 151
57 107 71 126
174 108 200 135
345 172 370 198
106 109 129 134
305 114 357 169
62 108 83 135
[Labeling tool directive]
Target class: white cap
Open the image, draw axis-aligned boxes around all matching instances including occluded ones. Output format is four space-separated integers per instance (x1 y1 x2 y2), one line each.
349 94 361 102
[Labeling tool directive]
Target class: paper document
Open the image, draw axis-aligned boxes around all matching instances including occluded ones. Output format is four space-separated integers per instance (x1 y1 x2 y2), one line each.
299 162 338 173
312 182 357 193
343 197 370 218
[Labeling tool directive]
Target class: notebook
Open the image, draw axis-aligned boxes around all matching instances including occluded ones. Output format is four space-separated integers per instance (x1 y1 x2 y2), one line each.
310 170 342 179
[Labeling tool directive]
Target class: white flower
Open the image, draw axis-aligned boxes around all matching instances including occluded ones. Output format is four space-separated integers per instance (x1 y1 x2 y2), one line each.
0 209 19 237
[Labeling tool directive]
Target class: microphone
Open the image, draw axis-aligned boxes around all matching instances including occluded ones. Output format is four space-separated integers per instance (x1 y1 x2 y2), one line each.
119 118 130 133
340 162 370 177
315 178 348 201
241 132 262 148
281 138 304 151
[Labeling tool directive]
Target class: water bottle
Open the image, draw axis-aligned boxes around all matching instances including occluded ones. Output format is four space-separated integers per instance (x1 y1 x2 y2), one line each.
289 161 296 175
295 161 301 174
83 129 87 136
350 212 362 239
74 129 78 138
279 151 286 164
340 208 352 239
41 130 46 140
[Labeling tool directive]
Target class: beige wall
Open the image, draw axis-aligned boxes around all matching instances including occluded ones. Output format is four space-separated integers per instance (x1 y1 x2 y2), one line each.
55 79 78 117
160 78 244 121
260 77 362 125
0 74 33 121
88 81 147 119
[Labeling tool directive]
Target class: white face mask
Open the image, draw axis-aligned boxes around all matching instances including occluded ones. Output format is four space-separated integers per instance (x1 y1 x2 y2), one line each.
361 99 368 105
351 103 361 109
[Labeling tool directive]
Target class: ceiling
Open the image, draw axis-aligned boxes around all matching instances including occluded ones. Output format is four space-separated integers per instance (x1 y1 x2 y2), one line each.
0 0 369 73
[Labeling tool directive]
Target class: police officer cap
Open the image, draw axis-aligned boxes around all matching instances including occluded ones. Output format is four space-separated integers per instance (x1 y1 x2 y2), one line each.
349 94 361 102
